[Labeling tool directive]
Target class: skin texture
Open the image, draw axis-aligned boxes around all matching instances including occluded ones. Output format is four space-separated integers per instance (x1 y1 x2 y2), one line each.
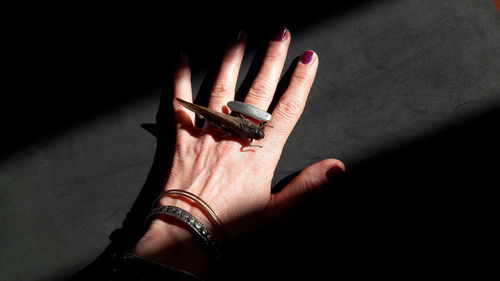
132 28 345 277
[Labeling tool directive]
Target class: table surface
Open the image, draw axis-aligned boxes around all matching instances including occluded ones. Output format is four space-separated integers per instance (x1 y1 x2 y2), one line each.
1 1 499 280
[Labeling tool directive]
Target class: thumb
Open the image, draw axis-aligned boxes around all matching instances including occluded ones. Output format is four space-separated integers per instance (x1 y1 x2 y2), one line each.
269 159 345 219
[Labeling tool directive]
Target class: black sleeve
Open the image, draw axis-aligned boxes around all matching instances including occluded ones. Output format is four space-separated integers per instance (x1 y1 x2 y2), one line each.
71 246 203 281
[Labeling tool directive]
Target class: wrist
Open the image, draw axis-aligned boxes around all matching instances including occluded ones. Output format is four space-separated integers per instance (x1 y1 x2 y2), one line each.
132 217 212 278
132 188 228 279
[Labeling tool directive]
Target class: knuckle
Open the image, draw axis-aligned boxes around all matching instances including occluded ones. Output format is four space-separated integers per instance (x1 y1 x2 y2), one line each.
211 81 233 95
301 173 320 194
174 71 184 82
275 97 303 120
264 49 282 62
222 50 242 64
291 71 309 88
174 66 189 82
248 80 273 99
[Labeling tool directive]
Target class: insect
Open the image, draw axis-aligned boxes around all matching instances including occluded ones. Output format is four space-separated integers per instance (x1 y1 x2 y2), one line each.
176 98 272 147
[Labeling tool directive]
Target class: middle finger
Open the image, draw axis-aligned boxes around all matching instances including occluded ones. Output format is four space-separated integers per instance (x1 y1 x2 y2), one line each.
244 27 291 110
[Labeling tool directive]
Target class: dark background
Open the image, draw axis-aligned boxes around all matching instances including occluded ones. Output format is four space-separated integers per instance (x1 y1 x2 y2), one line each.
1 1 499 280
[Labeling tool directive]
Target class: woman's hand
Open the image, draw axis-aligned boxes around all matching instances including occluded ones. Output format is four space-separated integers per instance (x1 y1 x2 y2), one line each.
132 27 344 276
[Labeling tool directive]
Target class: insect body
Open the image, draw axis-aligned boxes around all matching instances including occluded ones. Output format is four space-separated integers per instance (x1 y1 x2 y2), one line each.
176 98 269 146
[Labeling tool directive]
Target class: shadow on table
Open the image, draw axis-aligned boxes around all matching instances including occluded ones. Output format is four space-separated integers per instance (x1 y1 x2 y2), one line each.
0 0 373 161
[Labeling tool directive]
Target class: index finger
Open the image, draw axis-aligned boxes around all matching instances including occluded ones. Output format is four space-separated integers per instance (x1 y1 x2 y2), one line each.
260 50 318 148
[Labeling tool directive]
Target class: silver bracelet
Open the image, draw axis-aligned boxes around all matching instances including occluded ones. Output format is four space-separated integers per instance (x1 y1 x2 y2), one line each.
151 189 227 244
146 205 221 259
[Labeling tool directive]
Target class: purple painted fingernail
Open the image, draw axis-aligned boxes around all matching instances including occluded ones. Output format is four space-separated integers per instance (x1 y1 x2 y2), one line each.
272 26 288 41
301 50 315 64
326 165 344 182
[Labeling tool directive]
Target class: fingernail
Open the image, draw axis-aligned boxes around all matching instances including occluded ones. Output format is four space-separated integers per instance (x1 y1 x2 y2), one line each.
326 165 344 182
272 26 287 41
301 50 315 64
